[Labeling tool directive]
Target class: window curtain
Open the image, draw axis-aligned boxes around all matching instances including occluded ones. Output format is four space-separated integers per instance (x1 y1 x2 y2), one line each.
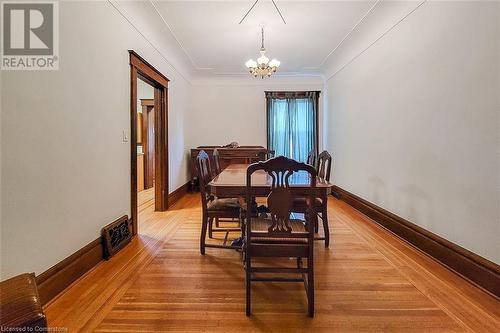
267 91 319 163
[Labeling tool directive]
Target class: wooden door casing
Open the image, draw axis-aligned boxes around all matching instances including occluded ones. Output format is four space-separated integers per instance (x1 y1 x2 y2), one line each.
130 50 169 235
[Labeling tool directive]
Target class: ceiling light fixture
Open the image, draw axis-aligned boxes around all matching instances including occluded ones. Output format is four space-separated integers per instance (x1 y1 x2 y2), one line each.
245 27 280 78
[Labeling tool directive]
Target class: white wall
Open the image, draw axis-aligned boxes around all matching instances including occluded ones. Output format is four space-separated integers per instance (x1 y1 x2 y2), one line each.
189 76 324 149
137 78 154 114
324 1 500 263
0 1 193 279
2 0 497 281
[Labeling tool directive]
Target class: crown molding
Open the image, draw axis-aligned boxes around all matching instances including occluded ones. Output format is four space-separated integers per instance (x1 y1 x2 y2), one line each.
107 0 194 84
204 71 322 77
324 0 427 81
316 0 381 70
145 0 382 78
191 74 324 87
111 0 426 82
149 0 208 71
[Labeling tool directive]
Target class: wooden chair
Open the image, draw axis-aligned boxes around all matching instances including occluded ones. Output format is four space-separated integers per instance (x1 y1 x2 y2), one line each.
317 150 332 182
212 148 242 229
307 149 317 168
212 148 222 177
293 150 332 247
244 156 317 317
196 150 242 254
314 150 332 246
257 150 275 161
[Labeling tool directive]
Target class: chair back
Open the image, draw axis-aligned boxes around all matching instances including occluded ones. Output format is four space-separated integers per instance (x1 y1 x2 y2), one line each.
196 150 213 208
257 150 276 161
246 156 316 241
307 150 317 168
212 149 221 177
317 150 332 182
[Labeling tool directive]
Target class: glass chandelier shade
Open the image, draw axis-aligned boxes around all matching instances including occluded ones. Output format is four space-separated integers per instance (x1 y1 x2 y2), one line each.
245 28 280 78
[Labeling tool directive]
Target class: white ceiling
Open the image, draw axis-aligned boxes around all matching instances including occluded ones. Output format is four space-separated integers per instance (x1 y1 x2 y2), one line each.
151 0 377 76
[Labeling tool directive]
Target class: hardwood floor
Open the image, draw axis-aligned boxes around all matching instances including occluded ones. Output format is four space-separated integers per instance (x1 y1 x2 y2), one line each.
138 187 155 212
44 194 499 332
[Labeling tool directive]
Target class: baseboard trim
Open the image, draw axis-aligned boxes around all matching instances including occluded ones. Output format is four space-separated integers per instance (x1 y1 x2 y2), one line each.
36 237 103 305
332 186 500 298
36 183 188 305
168 181 189 207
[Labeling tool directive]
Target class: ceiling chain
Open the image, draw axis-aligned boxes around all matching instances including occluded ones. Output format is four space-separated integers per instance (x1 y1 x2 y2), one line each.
238 0 287 25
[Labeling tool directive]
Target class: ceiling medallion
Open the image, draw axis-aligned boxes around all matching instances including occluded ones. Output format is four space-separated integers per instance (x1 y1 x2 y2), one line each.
245 27 280 78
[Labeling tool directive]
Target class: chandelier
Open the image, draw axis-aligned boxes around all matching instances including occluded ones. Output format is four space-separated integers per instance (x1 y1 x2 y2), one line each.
245 27 280 78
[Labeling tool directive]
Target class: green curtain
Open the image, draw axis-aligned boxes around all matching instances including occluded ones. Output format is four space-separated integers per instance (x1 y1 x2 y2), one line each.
267 92 318 162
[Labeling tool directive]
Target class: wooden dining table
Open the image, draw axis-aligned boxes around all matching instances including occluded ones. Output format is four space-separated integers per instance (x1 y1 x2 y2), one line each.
208 164 333 198
207 163 333 247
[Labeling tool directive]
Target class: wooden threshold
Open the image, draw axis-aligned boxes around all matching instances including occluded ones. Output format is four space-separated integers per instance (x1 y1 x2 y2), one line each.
333 185 500 298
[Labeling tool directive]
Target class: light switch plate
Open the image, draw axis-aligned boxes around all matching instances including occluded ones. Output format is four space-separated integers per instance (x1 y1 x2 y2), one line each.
122 130 129 143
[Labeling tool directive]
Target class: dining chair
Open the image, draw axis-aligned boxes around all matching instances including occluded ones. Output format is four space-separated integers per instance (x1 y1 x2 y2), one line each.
212 148 222 177
244 156 317 317
213 148 241 229
314 150 332 246
293 150 332 247
306 149 317 168
317 150 332 182
257 149 275 161
196 150 242 254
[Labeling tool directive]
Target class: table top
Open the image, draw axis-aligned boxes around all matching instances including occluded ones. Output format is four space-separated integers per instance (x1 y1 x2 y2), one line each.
208 164 332 193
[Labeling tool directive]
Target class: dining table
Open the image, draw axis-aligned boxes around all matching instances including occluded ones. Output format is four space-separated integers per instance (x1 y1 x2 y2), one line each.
208 163 333 246
208 163 333 198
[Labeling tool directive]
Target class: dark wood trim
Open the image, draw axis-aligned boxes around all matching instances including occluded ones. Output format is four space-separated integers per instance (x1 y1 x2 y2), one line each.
130 65 138 234
266 97 270 150
168 182 190 207
154 86 169 211
264 91 321 98
315 94 319 155
36 238 103 305
129 50 169 87
333 186 500 298
129 50 170 235
140 99 155 107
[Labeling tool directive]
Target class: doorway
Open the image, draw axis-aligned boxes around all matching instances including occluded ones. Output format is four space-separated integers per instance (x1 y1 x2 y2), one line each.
137 79 155 211
129 51 169 235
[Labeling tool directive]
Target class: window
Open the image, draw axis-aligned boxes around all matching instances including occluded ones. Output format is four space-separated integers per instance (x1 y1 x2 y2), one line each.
266 91 319 162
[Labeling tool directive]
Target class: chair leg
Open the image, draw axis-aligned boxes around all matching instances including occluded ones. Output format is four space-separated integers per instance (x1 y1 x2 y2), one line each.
307 258 314 318
314 218 319 233
246 256 251 316
322 207 330 248
215 218 220 228
200 215 208 255
208 217 213 238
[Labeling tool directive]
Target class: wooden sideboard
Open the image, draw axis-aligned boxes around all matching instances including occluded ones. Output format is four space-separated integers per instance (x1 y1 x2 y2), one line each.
189 145 270 190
